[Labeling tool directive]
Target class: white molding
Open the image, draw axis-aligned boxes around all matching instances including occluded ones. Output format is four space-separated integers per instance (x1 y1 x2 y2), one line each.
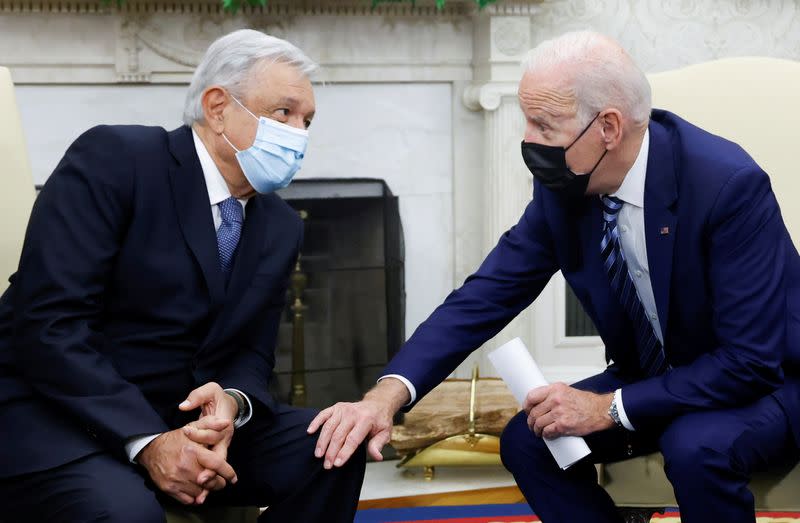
552 271 605 351
0 1 541 86
481 1 544 16
2 1 478 84
0 1 104 13
471 11 532 84
462 81 517 111
491 15 530 57
0 0 478 16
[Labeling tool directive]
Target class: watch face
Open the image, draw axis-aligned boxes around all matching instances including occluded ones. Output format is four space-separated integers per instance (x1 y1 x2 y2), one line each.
608 402 622 427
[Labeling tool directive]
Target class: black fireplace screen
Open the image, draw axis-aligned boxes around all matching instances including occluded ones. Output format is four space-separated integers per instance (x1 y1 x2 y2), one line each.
271 179 405 409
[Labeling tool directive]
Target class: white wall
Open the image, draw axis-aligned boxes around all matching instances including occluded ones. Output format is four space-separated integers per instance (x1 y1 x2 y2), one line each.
8 0 800 384
15 82 455 339
528 0 800 73
16 85 186 185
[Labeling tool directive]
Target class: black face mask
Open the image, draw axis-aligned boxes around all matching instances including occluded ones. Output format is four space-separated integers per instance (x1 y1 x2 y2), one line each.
521 113 608 201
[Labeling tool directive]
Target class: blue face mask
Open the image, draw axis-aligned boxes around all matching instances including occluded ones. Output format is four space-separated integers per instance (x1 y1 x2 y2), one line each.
223 96 309 194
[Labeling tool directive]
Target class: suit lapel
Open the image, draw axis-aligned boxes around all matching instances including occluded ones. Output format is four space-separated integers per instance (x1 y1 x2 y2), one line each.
643 121 679 343
201 195 284 350
167 126 226 309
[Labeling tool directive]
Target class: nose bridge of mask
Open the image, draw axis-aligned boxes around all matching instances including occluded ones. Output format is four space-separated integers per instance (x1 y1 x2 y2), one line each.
253 116 309 156
226 94 309 156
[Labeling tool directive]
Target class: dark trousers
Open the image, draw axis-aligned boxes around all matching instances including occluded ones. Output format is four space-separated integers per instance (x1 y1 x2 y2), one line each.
500 368 798 523
0 404 366 523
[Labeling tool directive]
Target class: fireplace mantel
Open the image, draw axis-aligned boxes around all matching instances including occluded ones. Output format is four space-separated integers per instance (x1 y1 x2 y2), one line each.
0 0 541 85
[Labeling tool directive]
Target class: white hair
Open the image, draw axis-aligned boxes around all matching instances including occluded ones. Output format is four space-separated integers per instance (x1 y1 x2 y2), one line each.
182 29 318 126
522 31 651 128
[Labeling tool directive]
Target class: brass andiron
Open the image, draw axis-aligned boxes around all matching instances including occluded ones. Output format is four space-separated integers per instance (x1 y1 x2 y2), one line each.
289 210 309 407
397 364 502 480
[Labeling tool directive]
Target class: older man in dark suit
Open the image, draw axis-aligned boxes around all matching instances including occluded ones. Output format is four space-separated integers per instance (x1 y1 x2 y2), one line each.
309 31 800 523
0 29 365 522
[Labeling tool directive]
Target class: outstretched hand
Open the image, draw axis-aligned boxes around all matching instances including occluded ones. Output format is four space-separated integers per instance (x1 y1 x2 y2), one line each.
307 378 410 469
307 399 393 469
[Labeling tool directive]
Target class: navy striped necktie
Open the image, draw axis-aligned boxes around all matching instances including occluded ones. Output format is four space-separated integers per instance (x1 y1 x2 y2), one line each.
600 195 669 377
217 197 243 276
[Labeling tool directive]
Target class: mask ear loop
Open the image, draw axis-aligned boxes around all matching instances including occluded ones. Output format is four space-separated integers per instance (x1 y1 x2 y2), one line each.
565 112 601 151
565 112 606 175
221 94 258 154
230 94 259 120
222 132 241 153
585 148 608 176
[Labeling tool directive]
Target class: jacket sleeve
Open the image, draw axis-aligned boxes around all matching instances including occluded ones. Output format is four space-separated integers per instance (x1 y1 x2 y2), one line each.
217 215 303 414
622 166 787 429
12 126 169 453
382 188 559 408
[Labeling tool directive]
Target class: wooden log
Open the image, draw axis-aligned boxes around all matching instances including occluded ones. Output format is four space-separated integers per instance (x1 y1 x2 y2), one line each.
390 378 519 454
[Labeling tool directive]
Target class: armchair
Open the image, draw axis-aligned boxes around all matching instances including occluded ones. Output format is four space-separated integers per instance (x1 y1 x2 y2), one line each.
601 57 800 522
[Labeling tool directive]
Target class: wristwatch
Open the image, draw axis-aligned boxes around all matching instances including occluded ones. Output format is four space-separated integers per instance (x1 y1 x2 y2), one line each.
224 389 247 427
607 394 624 428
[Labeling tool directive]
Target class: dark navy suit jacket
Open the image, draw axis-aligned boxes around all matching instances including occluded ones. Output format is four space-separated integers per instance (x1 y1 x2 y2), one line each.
384 110 800 445
0 125 302 478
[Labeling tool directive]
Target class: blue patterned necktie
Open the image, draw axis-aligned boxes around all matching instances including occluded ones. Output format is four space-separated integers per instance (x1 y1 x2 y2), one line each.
600 195 669 377
217 197 243 276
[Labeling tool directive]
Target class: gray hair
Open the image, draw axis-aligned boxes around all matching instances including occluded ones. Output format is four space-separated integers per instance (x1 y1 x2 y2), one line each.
182 29 318 126
522 31 651 128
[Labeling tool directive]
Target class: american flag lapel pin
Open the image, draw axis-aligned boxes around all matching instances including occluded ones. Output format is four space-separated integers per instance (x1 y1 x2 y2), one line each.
660 226 670 235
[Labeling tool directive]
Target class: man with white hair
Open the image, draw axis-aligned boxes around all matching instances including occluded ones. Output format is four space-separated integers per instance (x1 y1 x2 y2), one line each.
0 29 365 521
309 31 800 522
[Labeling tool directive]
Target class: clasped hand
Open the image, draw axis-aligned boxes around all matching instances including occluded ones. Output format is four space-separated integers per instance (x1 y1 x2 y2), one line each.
138 382 239 505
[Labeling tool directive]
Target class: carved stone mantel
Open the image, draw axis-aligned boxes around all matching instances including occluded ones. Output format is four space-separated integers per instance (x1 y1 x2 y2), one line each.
0 0 507 84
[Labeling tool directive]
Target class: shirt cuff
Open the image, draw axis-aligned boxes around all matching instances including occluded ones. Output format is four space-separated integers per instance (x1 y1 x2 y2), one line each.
224 388 253 429
614 388 635 431
378 374 416 406
125 433 161 463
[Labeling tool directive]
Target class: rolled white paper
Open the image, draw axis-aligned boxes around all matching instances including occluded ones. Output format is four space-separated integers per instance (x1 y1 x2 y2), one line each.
488 337 592 469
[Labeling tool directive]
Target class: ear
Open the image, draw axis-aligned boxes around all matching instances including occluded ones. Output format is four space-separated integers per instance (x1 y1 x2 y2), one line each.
201 86 230 134
599 109 623 150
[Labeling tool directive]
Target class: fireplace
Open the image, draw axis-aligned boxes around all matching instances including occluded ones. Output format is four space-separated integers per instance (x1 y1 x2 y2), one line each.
271 179 405 409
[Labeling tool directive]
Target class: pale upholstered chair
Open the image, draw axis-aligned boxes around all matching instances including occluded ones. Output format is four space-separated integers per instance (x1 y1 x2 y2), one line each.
0 66 35 295
0 66 258 523
600 57 800 522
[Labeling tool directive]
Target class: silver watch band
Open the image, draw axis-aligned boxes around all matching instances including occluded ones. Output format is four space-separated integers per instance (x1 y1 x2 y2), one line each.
224 389 246 425
608 394 624 428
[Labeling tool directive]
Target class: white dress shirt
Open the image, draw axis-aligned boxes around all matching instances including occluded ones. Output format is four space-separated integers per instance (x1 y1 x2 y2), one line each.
123 130 254 462
609 128 657 431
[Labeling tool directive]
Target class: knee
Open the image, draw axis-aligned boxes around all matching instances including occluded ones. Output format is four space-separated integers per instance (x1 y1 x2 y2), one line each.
660 417 733 486
343 442 367 475
337 442 367 488
500 411 546 471
99 488 165 523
